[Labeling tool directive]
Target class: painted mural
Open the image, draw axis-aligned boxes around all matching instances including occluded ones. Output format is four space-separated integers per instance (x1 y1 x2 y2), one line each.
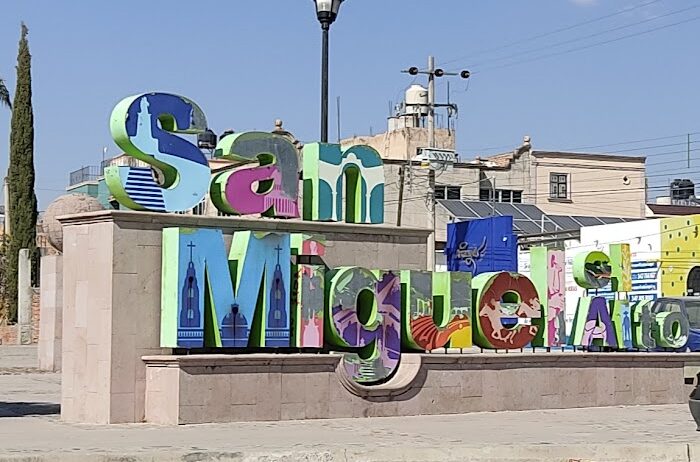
529 248 566 348
302 143 385 224
400 271 472 351
210 132 300 218
106 93 211 213
325 268 401 383
660 215 700 297
445 216 517 275
472 272 542 349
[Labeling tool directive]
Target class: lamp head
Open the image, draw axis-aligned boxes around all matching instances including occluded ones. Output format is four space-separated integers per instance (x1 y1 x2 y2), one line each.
314 0 345 26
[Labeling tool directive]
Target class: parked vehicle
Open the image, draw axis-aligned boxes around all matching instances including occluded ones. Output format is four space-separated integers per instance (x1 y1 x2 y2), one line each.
650 297 700 352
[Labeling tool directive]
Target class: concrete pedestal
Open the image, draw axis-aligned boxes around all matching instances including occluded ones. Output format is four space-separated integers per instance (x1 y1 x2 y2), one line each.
58 211 430 424
143 352 696 425
38 255 63 371
17 249 33 345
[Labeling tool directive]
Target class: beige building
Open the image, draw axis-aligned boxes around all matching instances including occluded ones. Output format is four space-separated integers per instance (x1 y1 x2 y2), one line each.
375 134 647 246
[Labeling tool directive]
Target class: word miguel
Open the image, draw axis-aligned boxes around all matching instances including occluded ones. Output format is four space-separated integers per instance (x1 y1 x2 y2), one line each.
107 93 690 385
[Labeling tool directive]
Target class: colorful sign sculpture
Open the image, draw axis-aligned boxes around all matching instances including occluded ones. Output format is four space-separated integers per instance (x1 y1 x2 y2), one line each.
160 226 692 386
528 248 566 348
107 92 385 223
210 132 300 218
472 272 542 349
105 92 694 387
302 143 384 224
400 271 472 351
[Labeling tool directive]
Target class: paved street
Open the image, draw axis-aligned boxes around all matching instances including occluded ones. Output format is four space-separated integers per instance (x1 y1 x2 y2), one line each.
1 346 700 461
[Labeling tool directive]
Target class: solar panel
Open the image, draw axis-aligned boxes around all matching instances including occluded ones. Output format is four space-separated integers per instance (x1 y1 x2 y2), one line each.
464 201 496 217
438 200 474 218
598 217 624 224
572 216 604 226
514 204 545 221
494 203 528 219
548 216 581 231
541 220 560 233
439 200 635 236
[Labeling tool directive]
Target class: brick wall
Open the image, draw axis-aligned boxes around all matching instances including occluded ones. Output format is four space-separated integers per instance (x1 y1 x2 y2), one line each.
0 324 17 345
0 288 41 345
31 289 40 343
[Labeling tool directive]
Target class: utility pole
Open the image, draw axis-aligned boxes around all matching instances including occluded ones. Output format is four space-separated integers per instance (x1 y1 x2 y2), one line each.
400 58 470 271
397 166 405 226
427 56 435 148
429 169 436 270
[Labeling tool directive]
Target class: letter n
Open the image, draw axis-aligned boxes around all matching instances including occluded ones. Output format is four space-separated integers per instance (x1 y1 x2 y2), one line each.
302 143 384 224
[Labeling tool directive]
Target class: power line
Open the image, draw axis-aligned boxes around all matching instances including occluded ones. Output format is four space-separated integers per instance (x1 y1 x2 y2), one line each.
440 0 662 67
447 4 700 72
562 131 700 152
463 131 700 157
471 15 700 75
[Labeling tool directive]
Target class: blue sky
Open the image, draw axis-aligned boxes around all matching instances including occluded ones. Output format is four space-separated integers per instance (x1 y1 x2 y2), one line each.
0 0 698 208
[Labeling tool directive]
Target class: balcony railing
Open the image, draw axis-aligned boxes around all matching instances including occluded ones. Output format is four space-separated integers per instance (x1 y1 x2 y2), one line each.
68 166 102 186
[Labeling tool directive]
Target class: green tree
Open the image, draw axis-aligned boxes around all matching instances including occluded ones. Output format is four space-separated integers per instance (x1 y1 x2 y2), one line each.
6 23 37 321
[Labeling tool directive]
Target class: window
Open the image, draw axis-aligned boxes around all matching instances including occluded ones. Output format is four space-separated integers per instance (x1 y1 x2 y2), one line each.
479 188 523 204
435 185 461 200
549 173 569 200
685 301 700 329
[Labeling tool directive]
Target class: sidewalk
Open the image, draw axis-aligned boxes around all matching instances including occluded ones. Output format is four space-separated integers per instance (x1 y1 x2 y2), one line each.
1 346 699 461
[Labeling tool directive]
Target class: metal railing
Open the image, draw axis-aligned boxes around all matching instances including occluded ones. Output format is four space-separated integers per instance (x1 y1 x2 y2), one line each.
68 166 102 186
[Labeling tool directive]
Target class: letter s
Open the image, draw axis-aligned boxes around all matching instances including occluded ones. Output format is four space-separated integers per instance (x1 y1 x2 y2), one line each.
105 92 210 212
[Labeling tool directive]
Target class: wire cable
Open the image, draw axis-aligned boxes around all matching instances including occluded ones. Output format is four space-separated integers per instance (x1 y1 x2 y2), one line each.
440 0 662 67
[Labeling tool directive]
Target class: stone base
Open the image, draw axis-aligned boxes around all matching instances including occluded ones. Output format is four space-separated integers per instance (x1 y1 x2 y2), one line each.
18 326 30 345
143 352 694 425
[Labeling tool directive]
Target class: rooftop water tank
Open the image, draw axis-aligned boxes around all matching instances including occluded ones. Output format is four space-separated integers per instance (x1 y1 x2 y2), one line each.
405 84 428 116
671 179 695 200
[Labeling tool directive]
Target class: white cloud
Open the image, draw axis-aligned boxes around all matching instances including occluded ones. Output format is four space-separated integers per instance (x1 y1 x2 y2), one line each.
571 0 599 6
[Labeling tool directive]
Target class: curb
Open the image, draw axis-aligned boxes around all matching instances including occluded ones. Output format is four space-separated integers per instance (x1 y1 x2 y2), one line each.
0 443 695 462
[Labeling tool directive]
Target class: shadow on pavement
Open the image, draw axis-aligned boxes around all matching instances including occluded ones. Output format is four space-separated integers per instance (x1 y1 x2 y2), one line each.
0 401 60 417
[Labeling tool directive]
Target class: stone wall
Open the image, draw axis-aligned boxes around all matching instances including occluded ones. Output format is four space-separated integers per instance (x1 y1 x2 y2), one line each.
143 352 696 425
58 210 431 424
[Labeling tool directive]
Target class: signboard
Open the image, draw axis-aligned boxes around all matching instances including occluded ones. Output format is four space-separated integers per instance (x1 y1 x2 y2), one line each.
106 92 693 388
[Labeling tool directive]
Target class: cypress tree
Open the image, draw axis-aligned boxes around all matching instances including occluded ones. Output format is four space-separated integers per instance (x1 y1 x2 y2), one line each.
6 23 37 321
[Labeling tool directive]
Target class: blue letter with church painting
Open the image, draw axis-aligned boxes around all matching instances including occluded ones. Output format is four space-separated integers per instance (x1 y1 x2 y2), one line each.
161 227 238 348
105 93 211 212
229 231 292 347
302 143 384 224
161 228 293 348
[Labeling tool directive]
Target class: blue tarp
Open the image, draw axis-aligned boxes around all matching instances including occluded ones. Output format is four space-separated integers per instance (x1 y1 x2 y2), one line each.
444 216 518 275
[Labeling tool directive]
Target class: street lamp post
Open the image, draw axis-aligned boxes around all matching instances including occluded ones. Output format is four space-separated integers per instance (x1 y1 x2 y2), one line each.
313 0 344 143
